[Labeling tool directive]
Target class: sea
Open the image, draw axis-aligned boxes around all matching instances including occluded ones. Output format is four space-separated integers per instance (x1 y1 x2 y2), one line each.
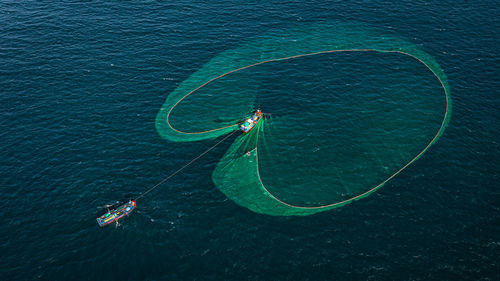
1 1 498 280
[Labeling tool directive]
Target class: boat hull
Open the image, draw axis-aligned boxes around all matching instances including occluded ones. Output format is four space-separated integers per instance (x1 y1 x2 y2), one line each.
97 200 136 227
240 111 263 133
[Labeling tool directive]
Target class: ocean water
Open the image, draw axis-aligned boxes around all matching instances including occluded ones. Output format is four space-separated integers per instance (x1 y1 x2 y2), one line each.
1 1 498 280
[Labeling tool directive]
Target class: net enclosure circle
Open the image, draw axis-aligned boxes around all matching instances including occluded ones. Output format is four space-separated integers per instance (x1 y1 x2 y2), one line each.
156 22 451 216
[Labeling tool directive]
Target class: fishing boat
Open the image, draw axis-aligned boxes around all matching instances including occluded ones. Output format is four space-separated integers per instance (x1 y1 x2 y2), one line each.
97 200 136 227
240 110 263 133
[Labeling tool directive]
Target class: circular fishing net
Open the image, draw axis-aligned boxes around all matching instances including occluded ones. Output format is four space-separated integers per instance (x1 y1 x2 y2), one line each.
156 22 451 216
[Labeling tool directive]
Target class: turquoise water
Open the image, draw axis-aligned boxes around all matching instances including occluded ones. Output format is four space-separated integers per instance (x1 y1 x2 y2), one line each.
1 1 498 280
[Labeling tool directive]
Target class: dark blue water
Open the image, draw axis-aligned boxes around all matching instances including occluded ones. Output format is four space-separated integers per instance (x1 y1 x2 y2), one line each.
1 1 498 280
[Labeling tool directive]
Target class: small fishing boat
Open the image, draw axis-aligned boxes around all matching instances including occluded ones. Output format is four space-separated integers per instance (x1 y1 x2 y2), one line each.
97 200 136 227
240 110 263 133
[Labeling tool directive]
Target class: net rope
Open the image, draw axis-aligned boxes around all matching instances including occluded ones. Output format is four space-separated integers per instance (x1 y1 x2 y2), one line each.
250 49 450 210
156 22 452 215
210 49 450 215
134 130 237 201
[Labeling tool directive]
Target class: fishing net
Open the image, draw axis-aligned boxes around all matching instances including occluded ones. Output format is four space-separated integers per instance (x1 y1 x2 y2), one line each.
156 22 451 216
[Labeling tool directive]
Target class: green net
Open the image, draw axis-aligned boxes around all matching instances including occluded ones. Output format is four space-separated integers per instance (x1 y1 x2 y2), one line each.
156 22 451 216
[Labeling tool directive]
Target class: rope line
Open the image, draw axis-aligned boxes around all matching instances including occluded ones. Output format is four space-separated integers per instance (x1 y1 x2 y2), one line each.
165 48 449 137
134 130 238 201
251 49 450 209
163 48 450 210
